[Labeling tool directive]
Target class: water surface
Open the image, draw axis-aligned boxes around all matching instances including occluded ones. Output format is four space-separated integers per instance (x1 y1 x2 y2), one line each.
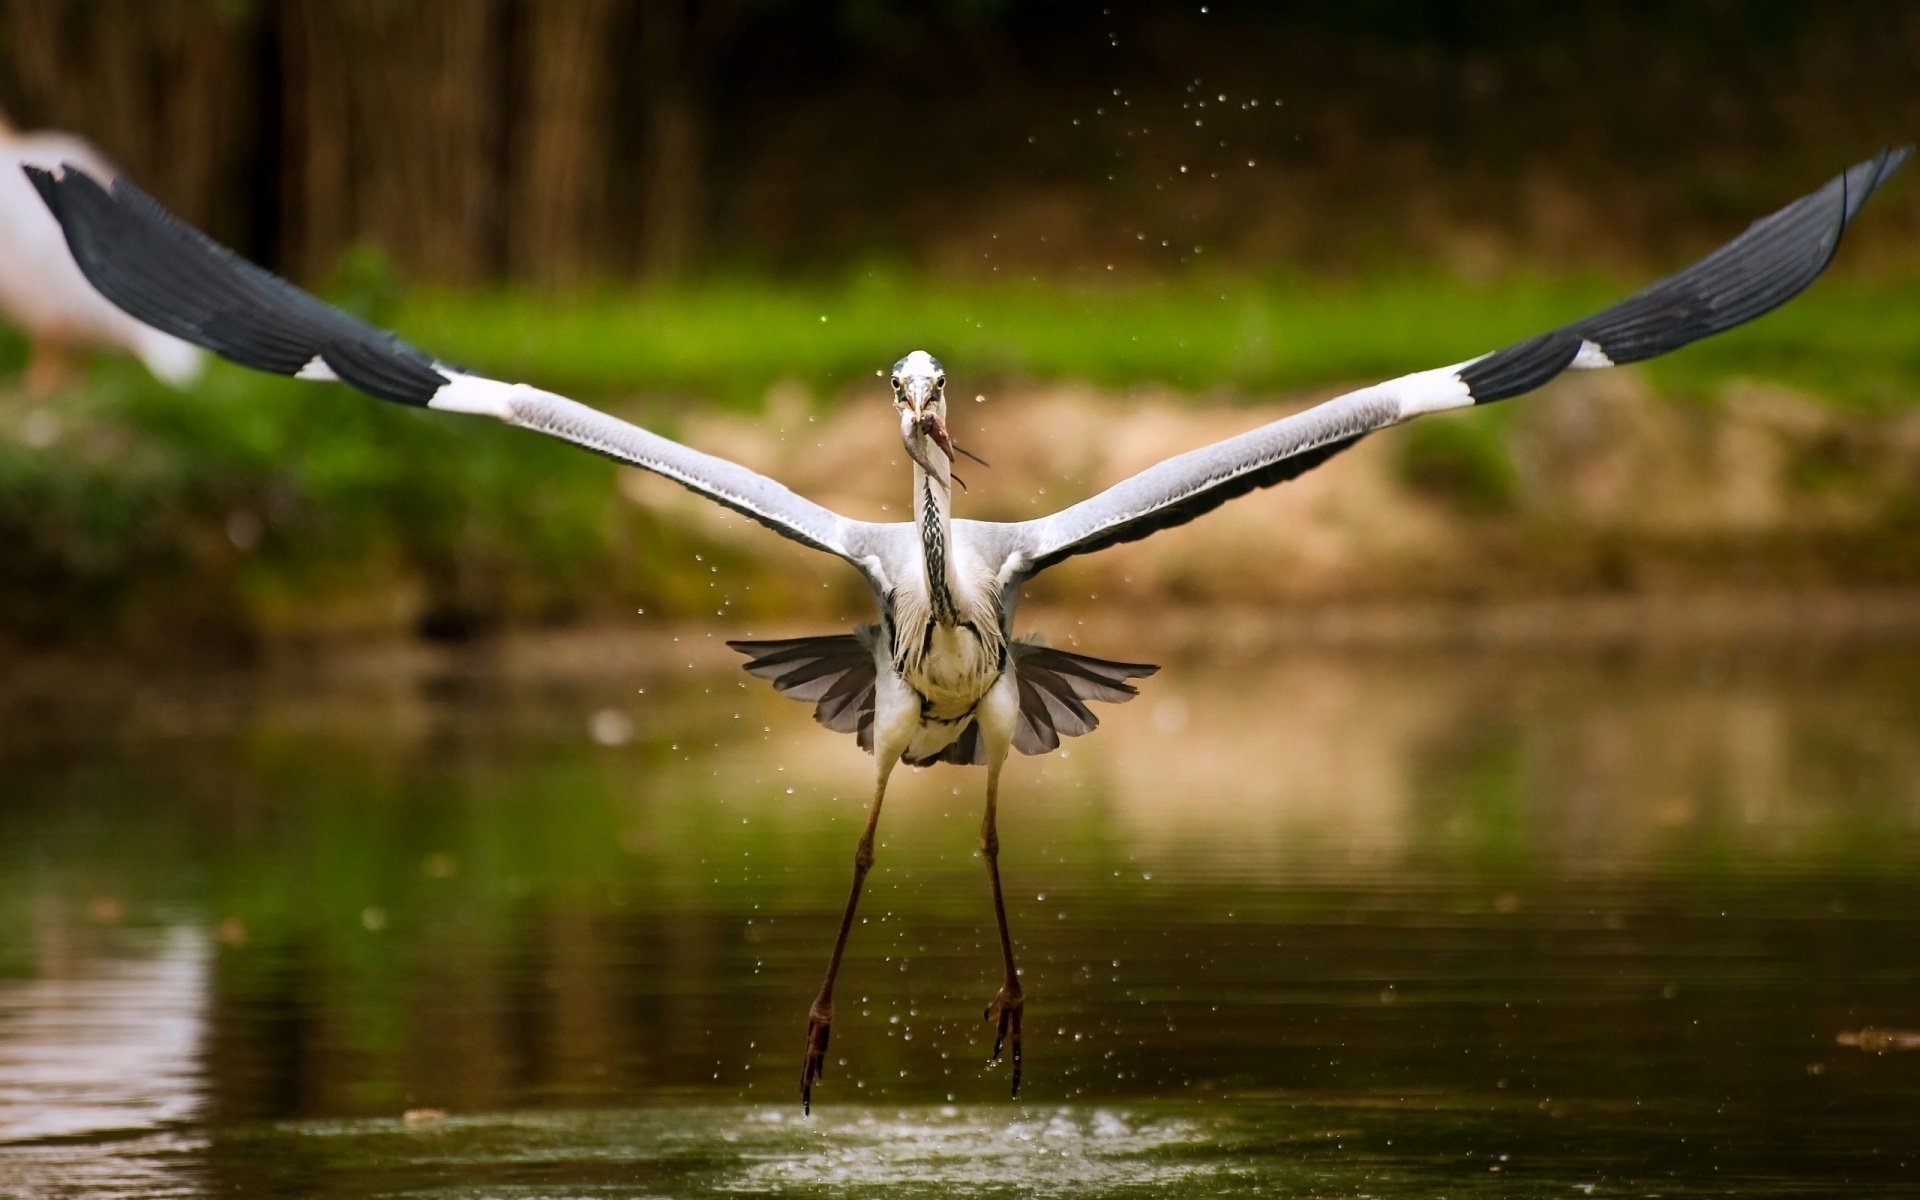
2 634 1917 1196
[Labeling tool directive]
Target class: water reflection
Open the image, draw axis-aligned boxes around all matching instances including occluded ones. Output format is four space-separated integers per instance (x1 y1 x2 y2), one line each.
1 635 1918 1196
0 925 208 1140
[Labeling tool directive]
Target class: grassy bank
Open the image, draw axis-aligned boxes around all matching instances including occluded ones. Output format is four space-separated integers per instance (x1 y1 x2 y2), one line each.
2 270 1918 653
395 271 1920 412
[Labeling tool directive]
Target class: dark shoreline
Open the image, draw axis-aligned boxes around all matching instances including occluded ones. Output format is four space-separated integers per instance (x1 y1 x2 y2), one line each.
7 584 1919 700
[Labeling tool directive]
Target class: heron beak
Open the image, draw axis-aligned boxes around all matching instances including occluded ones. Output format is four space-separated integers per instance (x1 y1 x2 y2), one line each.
898 377 955 484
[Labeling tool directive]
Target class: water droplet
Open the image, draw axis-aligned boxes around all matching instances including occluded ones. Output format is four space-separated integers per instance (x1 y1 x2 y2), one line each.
589 709 634 746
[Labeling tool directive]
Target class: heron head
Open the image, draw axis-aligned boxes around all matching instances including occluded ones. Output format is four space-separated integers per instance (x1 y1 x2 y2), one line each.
891 349 953 480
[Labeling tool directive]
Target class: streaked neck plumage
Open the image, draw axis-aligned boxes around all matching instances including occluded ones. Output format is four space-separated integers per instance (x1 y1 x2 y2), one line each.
914 451 960 627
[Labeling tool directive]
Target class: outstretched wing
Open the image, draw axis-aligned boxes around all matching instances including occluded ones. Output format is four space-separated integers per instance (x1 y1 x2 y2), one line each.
24 164 875 568
998 148 1909 582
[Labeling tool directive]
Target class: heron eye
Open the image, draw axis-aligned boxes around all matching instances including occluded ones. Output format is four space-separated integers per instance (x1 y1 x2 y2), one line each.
890 376 901 391
934 374 946 390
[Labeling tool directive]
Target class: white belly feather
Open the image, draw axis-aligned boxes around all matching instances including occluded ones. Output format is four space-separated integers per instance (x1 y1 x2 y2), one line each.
906 621 1003 715
886 560 1007 761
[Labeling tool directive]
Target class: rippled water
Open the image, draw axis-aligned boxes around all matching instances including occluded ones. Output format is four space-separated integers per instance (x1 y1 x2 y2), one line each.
2 635 1918 1196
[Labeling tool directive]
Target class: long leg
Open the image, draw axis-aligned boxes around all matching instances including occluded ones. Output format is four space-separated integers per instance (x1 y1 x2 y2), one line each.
980 755 1025 1096
800 755 896 1113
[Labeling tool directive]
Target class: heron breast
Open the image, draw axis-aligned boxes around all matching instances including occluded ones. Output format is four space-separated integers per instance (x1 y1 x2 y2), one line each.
898 620 1003 715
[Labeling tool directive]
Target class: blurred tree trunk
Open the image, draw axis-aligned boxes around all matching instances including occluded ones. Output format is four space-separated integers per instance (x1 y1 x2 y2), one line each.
278 3 351 281
634 0 739 280
281 0 504 284
509 0 620 286
0 0 257 238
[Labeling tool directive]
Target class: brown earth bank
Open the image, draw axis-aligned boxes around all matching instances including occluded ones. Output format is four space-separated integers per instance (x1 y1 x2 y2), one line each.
3 375 1919 664
635 372 1920 606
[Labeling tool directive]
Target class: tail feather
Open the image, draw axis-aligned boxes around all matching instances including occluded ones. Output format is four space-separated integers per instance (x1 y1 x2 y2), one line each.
728 627 880 745
1007 642 1157 757
730 629 1156 766
815 665 875 735
1019 645 1159 705
1011 672 1061 756
1021 667 1099 740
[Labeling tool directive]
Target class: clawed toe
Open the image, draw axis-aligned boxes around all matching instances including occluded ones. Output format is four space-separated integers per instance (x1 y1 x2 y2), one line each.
800 1002 833 1113
983 985 1024 1096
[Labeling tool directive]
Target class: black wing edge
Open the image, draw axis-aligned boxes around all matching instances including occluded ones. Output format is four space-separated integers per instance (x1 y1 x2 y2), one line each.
1459 146 1910 403
1019 432 1367 581
23 163 450 405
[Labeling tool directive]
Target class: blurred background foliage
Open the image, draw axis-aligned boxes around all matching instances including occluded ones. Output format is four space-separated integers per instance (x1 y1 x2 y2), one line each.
3 0 1920 653
4 0 1918 283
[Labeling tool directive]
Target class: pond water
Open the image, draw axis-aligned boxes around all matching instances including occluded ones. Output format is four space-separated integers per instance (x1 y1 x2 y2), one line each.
2 630 1917 1197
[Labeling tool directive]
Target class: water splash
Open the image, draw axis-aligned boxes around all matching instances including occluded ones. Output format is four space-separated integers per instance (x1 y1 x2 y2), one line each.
731 1105 1231 1195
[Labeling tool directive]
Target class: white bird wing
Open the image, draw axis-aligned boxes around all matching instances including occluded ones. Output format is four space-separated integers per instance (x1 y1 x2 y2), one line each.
994 148 1909 584
26 164 877 570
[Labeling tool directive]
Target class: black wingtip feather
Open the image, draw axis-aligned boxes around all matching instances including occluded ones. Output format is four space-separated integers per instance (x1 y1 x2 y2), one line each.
22 162 60 207
1458 148 1907 406
1457 331 1582 405
1846 145 1912 223
27 162 448 406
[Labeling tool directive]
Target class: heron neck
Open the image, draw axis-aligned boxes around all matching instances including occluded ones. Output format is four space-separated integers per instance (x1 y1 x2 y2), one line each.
914 459 959 627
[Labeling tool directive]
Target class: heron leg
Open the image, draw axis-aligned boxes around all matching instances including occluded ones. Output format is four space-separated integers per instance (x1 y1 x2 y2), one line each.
980 757 1024 1096
800 757 895 1113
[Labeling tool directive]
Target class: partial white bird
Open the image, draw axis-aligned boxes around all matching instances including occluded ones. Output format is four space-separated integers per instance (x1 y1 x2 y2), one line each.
24 145 1909 1110
0 112 201 394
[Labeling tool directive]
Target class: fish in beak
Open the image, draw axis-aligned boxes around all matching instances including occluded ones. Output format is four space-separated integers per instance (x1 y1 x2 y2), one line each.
899 406 940 477
890 352 984 489
898 374 959 483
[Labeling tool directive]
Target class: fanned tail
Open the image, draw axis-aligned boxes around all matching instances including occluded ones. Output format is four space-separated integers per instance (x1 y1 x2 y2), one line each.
727 626 881 752
1006 643 1159 757
729 630 1156 766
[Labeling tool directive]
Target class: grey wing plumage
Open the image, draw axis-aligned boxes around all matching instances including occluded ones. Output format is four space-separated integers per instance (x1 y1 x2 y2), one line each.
998 148 1909 582
23 163 875 569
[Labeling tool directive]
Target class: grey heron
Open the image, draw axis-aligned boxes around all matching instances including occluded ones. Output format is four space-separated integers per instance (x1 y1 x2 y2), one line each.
0 112 201 393
24 146 1908 1110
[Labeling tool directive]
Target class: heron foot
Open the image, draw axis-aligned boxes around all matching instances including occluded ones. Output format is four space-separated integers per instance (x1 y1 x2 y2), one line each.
983 984 1024 1097
800 999 833 1113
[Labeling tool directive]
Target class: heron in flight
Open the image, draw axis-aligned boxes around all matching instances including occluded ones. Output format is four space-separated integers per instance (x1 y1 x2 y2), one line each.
25 146 1908 1110
0 112 201 394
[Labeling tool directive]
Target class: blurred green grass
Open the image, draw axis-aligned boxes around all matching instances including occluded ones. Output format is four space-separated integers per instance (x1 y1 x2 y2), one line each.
3 269 1918 649
397 271 1920 411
